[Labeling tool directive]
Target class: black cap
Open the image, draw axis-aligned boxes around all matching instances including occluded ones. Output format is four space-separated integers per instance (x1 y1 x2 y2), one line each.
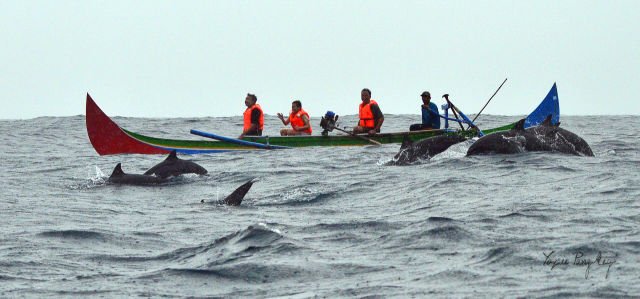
420 91 430 97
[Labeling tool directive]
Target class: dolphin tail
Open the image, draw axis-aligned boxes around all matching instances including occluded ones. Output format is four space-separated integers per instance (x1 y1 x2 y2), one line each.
110 163 125 177
223 179 256 206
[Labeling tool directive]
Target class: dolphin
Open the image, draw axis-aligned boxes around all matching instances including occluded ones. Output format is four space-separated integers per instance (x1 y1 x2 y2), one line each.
524 117 594 156
144 150 208 178
201 179 256 206
465 120 528 156
108 163 168 185
392 134 468 165
467 116 594 156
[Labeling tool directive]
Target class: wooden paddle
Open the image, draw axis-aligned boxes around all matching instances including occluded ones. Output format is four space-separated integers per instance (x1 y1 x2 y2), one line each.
330 125 382 146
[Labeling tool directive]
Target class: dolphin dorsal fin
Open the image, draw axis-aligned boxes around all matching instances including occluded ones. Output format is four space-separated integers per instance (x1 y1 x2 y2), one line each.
542 115 553 126
514 119 526 131
111 163 125 176
400 134 413 149
166 150 178 161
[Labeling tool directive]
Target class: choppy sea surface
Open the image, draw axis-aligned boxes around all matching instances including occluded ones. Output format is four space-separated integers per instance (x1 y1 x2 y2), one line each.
0 113 638 298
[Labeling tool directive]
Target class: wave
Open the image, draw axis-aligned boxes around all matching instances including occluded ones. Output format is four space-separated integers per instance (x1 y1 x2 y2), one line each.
49 290 115 296
36 229 169 249
563 241 618 256
426 216 455 222
614 241 640 254
422 225 473 242
305 220 399 232
477 217 499 224
498 212 549 221
328 285 404 298
132 231 164 238
533 287 632 298
28 165 73 174
537 165 577 172
90 224 292 268
426 269 481 281
0 273 42 282
472 246 516 265
163 263 307 282
154 261 384 288
4 115 640 296
257 187 343 206
430 176 482 187
37 230 106 240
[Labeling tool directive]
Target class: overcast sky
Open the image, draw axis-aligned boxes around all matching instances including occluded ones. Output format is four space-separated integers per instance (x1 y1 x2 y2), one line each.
1 0 638 119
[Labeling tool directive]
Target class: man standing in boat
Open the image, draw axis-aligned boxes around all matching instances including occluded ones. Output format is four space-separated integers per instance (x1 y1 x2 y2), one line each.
409 91 440 131
353 88 384 135
240 93 264 138
277 100 312 136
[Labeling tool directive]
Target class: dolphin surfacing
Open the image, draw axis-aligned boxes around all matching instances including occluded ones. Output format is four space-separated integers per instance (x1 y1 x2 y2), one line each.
467 116 594 156
144 150 208 178
392 134 468 165
223 179 255 206
201 179 256 206
108 163 168 185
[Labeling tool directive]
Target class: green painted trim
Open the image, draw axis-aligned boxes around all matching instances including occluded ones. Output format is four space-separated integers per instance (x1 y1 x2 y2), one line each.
121 123 516 150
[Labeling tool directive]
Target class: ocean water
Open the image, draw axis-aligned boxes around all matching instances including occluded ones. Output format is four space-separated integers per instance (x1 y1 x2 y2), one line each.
0 114 638 298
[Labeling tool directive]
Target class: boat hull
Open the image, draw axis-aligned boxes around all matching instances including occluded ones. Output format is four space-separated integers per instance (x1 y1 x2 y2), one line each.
85 84 558 155
86 94 257 155
85 94 462 155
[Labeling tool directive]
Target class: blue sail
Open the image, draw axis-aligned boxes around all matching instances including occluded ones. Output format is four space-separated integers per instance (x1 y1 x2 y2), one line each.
524 83 560 128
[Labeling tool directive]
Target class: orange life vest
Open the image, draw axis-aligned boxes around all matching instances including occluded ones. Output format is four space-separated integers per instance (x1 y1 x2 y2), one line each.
289 109 312 134
243 104 264 132
358 100 378 128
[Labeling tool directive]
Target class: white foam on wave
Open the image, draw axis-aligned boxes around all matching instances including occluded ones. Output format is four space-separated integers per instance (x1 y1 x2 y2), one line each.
88 165 107 184
431 139 476 161
257 222 282 235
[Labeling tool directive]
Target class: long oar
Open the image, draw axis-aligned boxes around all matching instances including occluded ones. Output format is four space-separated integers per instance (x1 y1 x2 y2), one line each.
469 78 508 127
330 125 382 146
190 129 290 149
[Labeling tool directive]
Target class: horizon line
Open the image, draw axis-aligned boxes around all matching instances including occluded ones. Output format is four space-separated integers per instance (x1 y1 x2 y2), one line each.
1 113 639 121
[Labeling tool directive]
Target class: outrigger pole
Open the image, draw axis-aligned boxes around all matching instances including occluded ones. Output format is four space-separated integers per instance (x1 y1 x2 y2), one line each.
468 78 508 129
443 94 465 131
435 79 507 136
439 94 485 137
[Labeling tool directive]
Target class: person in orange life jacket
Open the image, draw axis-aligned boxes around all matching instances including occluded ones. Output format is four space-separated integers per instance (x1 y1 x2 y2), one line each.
276 100 312 136
239 93 264 138
353 88 384 136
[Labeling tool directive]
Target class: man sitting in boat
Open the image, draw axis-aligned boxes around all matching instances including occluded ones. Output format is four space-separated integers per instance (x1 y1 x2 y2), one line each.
409 91 440 131
240 93 264 138
277 100 312 136
353 88 384 135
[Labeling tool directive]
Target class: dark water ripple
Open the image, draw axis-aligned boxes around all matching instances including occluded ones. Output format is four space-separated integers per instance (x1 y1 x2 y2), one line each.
38 230 106 240
0 115 639 297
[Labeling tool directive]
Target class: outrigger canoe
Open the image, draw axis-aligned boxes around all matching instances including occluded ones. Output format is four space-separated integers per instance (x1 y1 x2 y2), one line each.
86 83 559 155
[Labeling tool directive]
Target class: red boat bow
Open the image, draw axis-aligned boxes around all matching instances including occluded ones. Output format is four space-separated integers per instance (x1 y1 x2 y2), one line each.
86 93 169 155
